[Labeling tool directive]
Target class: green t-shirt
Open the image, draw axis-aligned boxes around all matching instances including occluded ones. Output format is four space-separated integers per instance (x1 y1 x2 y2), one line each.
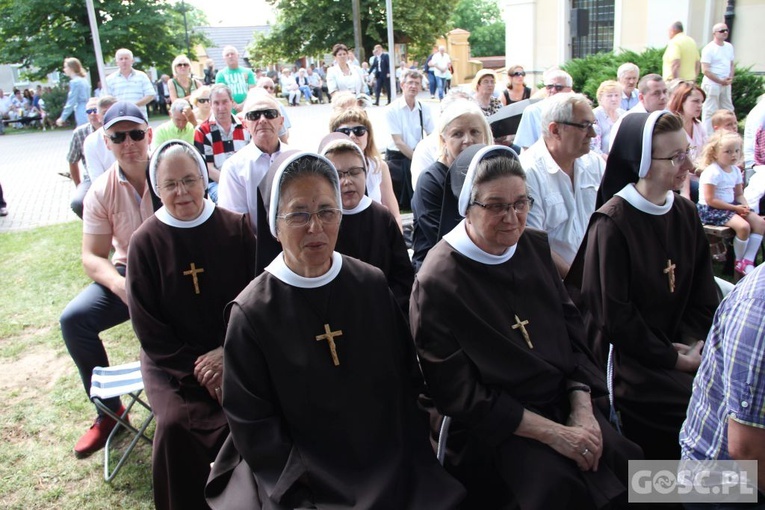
215 67 256 105
151 121 195 151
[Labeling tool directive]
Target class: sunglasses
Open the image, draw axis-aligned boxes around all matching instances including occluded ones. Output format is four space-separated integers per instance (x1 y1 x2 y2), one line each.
108 129 147 144
244 109 279 121
510 71 526 77
197 98 210 104
86 108 98 115
176 62 190 67
716 28 729 33
334 126 368 137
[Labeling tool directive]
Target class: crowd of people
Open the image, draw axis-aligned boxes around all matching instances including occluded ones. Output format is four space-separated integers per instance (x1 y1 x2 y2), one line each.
34 21 765 509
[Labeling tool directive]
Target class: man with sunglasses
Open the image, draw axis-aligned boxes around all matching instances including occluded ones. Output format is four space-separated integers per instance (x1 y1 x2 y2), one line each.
700 23 735 134
218 91 287 238
520 93 605 278
255 76 291 143
662 21 700 82
82 95 118 187
193 84 251 202
60 101 160 459
515 69 573 149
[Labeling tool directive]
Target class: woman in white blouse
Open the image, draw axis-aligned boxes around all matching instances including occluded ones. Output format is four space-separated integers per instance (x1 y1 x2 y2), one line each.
326 43 364 100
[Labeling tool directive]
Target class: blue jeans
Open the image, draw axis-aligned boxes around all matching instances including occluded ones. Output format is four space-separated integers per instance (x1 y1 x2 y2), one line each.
436 77 446 100
428 71 437 96
60 264 129 415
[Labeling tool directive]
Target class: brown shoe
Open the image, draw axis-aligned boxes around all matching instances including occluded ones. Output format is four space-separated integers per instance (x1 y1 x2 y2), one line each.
74 407 128 459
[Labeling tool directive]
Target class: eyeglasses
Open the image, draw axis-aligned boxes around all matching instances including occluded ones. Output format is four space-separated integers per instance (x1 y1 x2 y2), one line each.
176 63 190 67
334 126 368 137
510 71 526 77
197 98 210 104
86 108 98 115
652 147 691 167
716 29 729 33
277 208 342 227
108 129 148 144
244 109 279 121
471 198 535 215
558 120 597 131
336 167 365 179
158 176 203 194
545 84 567 92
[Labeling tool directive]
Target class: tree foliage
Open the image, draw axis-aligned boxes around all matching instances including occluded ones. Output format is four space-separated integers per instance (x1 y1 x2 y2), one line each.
248 0 456 64
0 0 209 83
561 47 764 121
449 0 505 57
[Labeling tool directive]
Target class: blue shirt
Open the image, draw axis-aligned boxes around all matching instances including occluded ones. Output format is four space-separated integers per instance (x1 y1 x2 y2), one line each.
60 76 91 127
620 89 639 111
680 264 765 460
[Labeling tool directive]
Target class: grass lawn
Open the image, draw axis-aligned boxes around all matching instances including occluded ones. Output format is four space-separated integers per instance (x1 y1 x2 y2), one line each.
0 221 154 509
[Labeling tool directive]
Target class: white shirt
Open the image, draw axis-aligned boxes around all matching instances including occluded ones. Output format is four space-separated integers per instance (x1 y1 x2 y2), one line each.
385 97 433 152
744 166 765 214
744 100 765 169
82 127 116 182
217 142 287 233
700 41 734 79
514 100 543 149
410 133 440 187
520 138 605 265
698 162 742 205
430 52 451 78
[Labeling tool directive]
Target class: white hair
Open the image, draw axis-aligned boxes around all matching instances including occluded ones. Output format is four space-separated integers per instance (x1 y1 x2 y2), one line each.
543 68 573 87
170 99 191 114
437 100 493 157
617 62 640 79
540 92 592 138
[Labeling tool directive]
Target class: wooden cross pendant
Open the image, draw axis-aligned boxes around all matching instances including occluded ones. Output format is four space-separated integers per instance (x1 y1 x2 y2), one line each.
663 259 676 293
183 262 205 294
512 314 533 349
316 323 343 366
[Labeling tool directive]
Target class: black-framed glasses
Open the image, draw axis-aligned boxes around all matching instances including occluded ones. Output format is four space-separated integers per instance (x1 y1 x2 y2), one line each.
510 71 526 77
558 120 597 131
86 108 97 115
652 147 691 167
108 129 147 144
197 98 210 104
545 83 567 92
334 126 368 137
158 176 203 194
277 208 342 228
244 109 279 121
336 167 365 179
471 198 535 215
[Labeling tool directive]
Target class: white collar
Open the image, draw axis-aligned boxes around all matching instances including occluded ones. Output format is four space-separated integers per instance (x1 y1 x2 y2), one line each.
443 219 517 265
154 199 215 228
342 195 373 215
615 183 674 215
265 251 343 288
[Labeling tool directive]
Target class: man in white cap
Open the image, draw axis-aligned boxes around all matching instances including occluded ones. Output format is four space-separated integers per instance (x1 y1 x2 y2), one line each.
59 101 158 459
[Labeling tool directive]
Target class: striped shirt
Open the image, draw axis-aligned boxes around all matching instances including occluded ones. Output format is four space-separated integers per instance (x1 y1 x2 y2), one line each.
194 115 250 171
67 123 94 166
105 69 155 118
680 264 765 460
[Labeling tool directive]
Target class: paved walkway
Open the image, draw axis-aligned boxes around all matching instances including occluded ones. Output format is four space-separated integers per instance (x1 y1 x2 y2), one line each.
0 92 439 233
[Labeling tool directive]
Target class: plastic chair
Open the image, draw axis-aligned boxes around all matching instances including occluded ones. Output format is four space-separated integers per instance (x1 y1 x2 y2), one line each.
89 361 154 482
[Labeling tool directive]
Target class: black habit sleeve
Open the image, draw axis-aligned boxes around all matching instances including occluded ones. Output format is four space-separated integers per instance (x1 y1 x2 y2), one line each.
411 163 447 270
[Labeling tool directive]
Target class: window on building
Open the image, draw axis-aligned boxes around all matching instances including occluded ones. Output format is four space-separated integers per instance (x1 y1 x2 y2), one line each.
571 0 615 59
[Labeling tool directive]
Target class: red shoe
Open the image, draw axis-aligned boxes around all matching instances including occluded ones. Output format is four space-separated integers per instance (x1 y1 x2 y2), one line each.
74 406 128 459
734 259 755 276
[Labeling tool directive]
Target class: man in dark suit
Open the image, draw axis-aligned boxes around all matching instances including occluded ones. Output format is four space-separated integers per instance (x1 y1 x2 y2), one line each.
371 44 391 106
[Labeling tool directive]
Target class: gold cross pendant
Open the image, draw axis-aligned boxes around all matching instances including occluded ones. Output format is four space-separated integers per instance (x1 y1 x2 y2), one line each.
316 323 343 366
183 262 205 294
512 314 533 349
663 259 676 293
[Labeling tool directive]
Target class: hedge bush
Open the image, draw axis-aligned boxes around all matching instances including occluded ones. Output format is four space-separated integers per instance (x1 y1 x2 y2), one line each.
41 80 69 121
560 47 764 121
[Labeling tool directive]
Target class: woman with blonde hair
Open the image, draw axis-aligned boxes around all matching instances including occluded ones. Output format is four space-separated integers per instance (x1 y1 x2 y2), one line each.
591 80 625 158
329 106 402 229
500 65 531 106
57 57 91 127
168 55 203 103
189 86 211 126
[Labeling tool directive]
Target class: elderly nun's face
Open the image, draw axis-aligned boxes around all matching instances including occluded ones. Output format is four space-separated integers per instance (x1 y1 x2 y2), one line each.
326 150 366 210
442 113 486 165
466 174 529 255
156 151 206 221
277 172 341 278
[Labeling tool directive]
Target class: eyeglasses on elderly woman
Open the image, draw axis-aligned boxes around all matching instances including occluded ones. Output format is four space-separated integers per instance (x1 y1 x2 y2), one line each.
277 208 342 228
470 197 535 215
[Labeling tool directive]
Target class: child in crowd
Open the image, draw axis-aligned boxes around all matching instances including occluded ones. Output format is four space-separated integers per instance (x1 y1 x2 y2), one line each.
710 109 738 134
697 131 765 275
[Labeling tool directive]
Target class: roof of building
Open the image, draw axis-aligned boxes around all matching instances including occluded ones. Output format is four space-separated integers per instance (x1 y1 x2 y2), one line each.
195 25 271 70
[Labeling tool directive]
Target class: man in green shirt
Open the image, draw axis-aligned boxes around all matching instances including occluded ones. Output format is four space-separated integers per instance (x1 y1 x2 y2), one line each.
151 99 195 150
215 46 256 112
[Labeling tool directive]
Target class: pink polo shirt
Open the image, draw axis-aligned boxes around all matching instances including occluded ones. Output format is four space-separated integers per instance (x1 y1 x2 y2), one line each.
83 163 155 266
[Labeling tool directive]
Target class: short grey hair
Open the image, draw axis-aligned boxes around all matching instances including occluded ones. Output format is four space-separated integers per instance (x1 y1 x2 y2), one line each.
222 45 238 57
617 62 640 79
470 155 526 204
170 99 191 114
209 83 233 101
401 69 422 83
541 92 592 138
543 69 573 87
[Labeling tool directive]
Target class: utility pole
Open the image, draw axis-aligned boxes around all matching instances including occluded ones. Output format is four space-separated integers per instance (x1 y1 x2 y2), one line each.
351 0 363 62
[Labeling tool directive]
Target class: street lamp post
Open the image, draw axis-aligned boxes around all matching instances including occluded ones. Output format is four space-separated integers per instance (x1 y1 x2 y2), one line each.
181 0 190 56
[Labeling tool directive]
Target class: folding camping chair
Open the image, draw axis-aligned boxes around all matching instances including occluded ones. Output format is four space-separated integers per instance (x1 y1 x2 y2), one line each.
89 361 154 482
